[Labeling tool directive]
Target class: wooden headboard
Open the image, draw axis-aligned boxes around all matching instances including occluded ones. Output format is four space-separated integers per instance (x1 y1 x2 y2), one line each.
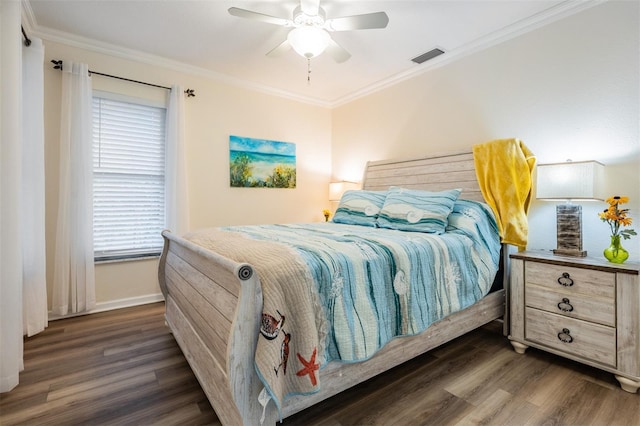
362 151 483 202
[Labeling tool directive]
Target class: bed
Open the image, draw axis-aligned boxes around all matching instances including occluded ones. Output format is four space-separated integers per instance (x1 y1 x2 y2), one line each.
158 151 513 425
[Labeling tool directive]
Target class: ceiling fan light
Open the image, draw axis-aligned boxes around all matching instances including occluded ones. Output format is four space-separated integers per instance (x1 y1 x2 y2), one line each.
287 26 330 58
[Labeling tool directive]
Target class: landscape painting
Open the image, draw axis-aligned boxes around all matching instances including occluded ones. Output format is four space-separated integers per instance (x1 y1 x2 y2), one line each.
229 135 296 188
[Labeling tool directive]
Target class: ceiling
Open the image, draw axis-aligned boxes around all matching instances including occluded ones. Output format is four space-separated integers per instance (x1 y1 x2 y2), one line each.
23 0 593 107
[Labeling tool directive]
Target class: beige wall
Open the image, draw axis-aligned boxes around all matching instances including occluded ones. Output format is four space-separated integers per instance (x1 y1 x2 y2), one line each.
331 1 640 259
43 41 332 309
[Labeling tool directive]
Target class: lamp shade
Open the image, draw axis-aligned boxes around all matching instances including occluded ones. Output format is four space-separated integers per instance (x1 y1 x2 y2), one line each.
288 26 331 59
536 160 605 200
329 181 360 201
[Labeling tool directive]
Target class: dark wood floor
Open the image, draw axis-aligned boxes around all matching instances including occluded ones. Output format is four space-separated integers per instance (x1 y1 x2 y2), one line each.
1 302 638 426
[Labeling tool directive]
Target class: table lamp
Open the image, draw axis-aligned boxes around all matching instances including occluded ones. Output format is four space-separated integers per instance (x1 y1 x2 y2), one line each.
536 160 605 257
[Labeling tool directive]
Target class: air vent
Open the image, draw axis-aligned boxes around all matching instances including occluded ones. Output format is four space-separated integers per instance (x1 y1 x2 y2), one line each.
411 48 445 64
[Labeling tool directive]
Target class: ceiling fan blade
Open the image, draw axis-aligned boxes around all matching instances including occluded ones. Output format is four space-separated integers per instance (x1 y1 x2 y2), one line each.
266 39 291 57
300 0 320 16
325 39 351 63
228 7 291 26
326 12 389 31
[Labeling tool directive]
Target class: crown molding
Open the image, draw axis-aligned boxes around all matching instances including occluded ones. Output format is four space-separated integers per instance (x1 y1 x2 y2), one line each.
21 0 36 32
23 0 604 109
26 14 332 108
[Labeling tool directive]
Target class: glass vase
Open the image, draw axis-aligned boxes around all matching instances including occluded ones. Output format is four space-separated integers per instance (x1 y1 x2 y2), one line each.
603 235 629 264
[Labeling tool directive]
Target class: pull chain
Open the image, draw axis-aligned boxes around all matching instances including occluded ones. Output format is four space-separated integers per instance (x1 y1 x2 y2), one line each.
307 58 311 85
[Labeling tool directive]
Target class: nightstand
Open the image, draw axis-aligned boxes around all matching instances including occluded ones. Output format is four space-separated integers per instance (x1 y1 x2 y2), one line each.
508 250 640 393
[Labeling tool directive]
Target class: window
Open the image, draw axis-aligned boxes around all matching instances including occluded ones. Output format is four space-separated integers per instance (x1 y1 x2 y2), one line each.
92 93 166 261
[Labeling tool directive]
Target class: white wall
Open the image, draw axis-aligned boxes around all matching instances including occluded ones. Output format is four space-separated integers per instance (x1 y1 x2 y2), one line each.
332 1 640 260
43 41 332 309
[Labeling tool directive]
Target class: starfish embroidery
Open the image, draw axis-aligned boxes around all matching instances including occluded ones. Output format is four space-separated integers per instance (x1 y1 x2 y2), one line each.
296 348 320 386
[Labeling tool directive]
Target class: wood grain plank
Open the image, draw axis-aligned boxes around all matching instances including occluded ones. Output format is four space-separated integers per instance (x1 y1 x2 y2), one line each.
362 152 483 201
525 283 615 326
510 250 640 275
509 258 525 342
524 308 616 367
454 389 538 426
617 272 640 376
164 269 230 369
3 303 639 426
166 233 242 298
165 296 242 426
166 250 237 321
525 261 616 299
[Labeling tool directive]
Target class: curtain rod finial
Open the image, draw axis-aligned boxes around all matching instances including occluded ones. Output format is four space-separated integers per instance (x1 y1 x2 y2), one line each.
184 88 195 98
51 59 63 70
22 25 32 46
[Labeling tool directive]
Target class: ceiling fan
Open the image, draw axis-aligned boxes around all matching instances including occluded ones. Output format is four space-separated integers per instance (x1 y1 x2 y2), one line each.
228 0 389 63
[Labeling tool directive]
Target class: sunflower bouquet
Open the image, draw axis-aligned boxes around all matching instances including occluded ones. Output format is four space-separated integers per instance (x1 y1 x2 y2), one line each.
599 196 636 240
322 209 331 222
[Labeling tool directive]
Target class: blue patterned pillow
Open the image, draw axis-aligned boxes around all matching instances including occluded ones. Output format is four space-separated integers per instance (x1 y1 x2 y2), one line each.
376 187 461 233
332 190 388 227
446 199 500 240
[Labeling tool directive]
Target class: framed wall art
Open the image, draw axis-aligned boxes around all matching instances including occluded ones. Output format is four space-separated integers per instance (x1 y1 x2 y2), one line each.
229 135 296 188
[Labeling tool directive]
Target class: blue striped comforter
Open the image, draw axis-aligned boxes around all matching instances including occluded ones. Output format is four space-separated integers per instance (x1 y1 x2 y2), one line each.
221 199 500 402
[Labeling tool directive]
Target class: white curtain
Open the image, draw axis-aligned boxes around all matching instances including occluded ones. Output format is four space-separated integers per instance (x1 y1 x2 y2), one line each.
22 36 48 336
1 0 25 393
51 61 96 316
165 85 190 235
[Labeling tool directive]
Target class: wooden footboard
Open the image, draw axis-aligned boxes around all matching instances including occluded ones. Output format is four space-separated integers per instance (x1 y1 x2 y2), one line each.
159 230 265 425
159 230 507 425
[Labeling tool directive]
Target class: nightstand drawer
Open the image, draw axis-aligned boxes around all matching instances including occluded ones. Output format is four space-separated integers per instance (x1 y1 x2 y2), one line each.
525 283 615 327
525 307 616 367
525 262 615 299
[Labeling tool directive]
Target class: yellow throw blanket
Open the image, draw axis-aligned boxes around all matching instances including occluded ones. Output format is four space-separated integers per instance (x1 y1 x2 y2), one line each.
473 139 536 249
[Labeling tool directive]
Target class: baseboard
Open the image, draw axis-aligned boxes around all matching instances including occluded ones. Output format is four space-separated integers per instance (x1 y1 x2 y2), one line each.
48 293 165 321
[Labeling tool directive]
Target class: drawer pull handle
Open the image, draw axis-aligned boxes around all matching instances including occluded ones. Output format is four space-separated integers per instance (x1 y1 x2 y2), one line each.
557 328 573 343
557 272 574 287
557 298 574 313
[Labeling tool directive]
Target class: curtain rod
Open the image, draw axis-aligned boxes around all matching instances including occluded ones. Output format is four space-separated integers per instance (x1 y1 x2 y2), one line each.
51 59 196 97
22 25 32 46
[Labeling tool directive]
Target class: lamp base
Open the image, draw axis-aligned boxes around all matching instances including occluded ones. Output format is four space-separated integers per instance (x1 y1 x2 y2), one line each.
553 248 587 257
554 204 587 257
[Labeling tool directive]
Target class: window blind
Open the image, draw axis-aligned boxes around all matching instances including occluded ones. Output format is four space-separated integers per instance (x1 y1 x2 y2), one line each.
92 96 166 260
